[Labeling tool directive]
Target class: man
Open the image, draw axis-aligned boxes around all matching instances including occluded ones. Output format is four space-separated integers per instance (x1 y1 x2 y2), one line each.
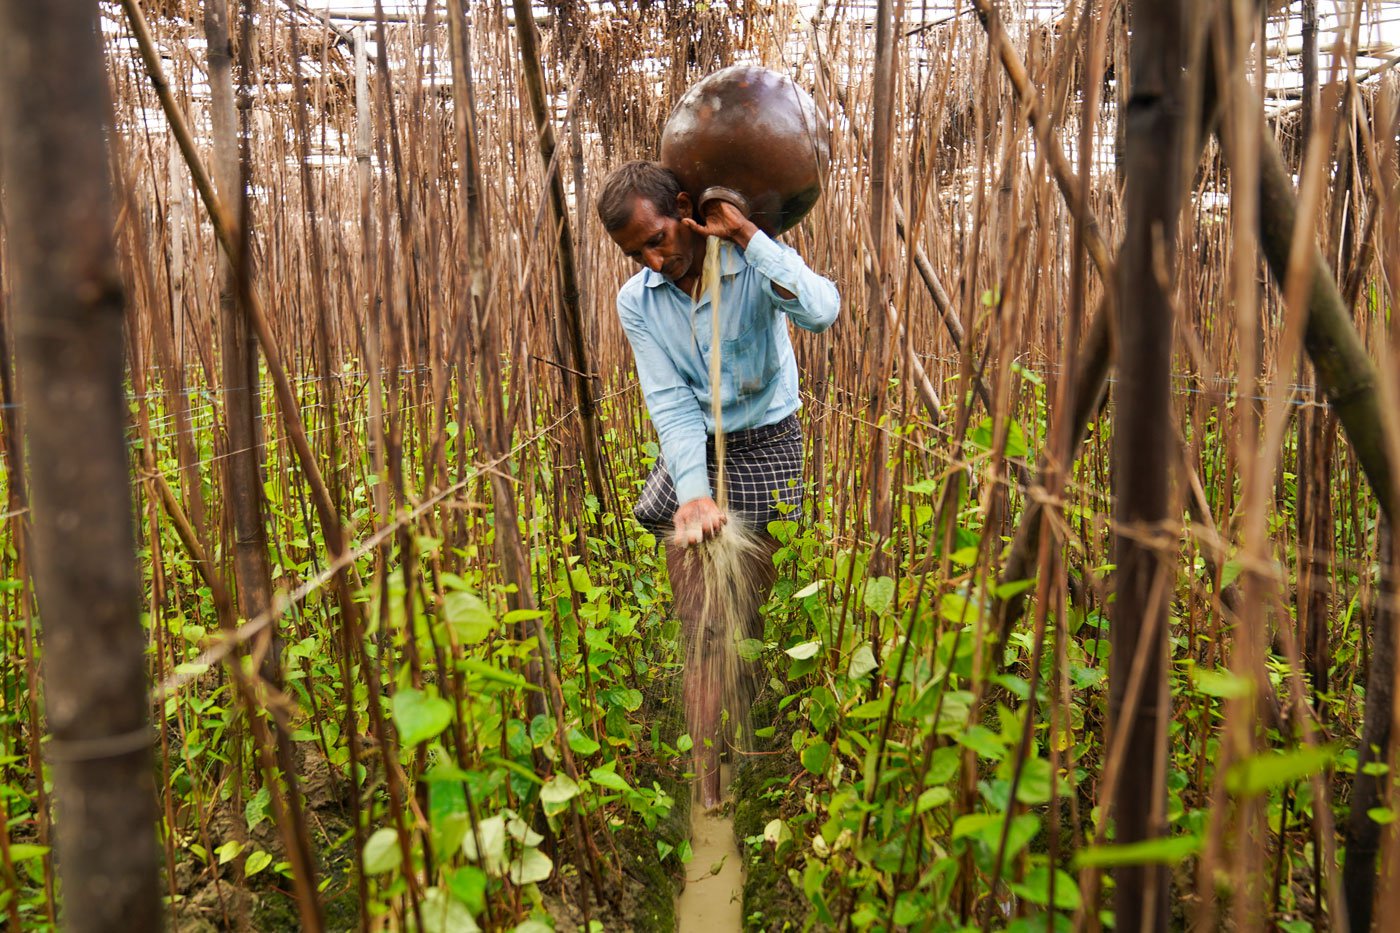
597 160 839 806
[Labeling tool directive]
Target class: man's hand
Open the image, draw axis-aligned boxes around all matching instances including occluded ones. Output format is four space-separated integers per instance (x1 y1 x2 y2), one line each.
682 201 797 299
683 200 759 250
672 496 727 547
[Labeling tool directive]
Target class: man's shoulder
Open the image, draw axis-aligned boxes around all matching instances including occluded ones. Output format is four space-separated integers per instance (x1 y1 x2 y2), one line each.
615 269 653 320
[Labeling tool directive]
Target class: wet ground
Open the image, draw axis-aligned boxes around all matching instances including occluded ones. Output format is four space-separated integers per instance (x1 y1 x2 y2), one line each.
676 765 743 932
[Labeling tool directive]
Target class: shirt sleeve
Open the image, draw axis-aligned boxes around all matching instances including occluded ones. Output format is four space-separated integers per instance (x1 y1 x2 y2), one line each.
742 229 841 333
617 291 712 506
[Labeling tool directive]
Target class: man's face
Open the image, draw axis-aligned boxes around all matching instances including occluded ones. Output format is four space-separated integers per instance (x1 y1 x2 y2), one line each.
607 193 698 283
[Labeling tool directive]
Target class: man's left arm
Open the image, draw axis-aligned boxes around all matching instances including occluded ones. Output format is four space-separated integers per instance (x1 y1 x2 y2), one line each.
741 230 840 333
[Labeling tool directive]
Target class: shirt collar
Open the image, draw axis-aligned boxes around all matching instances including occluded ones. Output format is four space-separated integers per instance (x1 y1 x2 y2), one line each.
641 239 745 288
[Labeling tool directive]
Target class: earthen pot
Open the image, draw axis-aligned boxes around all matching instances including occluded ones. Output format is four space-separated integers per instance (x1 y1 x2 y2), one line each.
660 65 829 237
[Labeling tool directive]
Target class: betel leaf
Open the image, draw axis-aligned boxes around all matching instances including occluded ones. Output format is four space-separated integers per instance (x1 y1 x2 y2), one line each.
1073 834 1201 869
419 886 482 933
927 745 961 784
502 609 545 627
848 645 878 680
600 686 643 711
430 780 468 822
446 865 488 914
505 813 544 848
952 812 1039 864
1189 667 1254 699
1082 638 1111 659
363 827 403 875
1015 757 1054 805
997 814 1041 862
216 840 244 865
738 638 766 662
443 590 497 644
508 848 554 885
915 786 952 813
968 416 1029 459
1220 559 1245 588
244 785 270 832
589 766 631 793
1007 866 1081 912
952 813 999 841
423 762 474 784
1225 744 1336 797
768 519 799 543
460 815 507 872
993 579 1034 601
244 850 273 877
429 781 470 855
539 774 580 816
568 567 594 593
863 576 895 614
785 640 820 660
458 659 526 688
939 592 981 624
955 725 1005 761
848 695 890 719
802 740 831 776
6 843 48 861
949 546 980 568
566 729 601 757
392 688 454 747
528 714 556 749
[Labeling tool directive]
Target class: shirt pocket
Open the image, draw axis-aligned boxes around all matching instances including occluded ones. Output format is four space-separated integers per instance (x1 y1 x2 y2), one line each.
721 318 780 397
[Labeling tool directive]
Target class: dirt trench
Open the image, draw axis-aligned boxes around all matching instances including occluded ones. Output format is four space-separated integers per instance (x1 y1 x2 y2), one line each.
675 766 743 931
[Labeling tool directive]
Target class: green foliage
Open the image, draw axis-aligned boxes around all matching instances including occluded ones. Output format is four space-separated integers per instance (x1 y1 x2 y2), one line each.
3 351 1391 932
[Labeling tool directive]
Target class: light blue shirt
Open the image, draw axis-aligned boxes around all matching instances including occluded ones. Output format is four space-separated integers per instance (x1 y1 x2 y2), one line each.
616 229 840 505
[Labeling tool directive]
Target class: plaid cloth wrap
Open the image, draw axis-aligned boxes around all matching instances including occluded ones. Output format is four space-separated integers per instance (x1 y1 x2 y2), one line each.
634 414 803 534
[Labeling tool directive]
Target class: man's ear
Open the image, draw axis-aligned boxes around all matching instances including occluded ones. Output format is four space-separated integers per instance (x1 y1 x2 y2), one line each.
675 190 693 221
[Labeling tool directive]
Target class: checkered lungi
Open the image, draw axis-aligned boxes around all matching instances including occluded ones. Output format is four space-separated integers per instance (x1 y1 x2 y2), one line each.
634 413 803 535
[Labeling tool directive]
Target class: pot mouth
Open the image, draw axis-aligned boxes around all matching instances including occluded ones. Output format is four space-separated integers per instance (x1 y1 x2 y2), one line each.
698 186 751 219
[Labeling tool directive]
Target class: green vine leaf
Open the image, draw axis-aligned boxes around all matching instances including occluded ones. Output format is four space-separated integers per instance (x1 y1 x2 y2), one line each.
393 688 453 747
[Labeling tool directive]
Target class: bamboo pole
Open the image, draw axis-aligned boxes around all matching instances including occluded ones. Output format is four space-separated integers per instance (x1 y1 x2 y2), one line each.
232 4 325 925
508 0 610 514
820 69 956 422
451 1 609 905
356 26 389 526
1234 118 1398 526
206 0 276 665
288 7 343 512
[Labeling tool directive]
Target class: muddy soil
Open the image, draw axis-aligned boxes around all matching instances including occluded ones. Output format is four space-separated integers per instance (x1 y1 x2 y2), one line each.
676 766 743 932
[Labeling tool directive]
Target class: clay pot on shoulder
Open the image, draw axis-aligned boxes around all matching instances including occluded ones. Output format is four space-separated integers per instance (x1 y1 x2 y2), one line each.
660 64 830 237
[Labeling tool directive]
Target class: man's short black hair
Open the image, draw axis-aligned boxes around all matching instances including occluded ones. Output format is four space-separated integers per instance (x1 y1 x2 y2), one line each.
596 160 683 232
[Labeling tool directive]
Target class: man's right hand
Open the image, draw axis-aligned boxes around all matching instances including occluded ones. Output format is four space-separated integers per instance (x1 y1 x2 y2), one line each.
672 496 727 547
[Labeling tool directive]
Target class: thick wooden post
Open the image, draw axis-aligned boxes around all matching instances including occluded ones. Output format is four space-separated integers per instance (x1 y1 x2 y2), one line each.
1344 523 1394 930
0 0 161 929
866 0 897 547
1111 1 1183 928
